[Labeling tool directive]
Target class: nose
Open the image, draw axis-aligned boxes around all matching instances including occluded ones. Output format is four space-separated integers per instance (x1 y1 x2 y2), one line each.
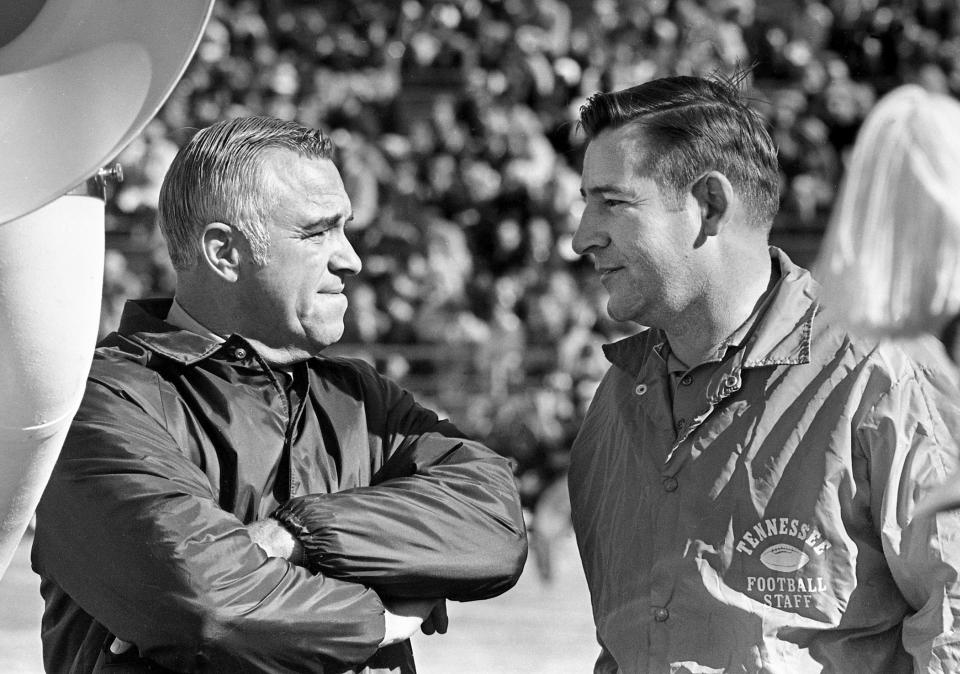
331 229 362 276
572 204 607 256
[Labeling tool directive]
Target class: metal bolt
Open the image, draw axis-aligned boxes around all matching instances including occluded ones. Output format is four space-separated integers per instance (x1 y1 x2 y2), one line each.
96 163 124 189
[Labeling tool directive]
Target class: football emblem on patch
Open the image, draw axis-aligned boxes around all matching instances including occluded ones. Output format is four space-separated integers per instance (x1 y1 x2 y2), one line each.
760 543 810 572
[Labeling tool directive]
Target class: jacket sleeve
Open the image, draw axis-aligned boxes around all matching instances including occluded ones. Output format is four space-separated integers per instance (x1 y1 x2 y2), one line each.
33 377 387 673
272 360 527 601
859 361 960 673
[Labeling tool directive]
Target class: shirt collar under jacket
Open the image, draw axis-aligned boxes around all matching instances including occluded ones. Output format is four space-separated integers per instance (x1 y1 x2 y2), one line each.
166 297 226 344
115 298 236 365
661 261 783 376
603 246 816 379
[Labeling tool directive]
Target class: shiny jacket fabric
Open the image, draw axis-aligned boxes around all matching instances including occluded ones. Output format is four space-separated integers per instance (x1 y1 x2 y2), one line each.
32 299 527 673
569 249 960 673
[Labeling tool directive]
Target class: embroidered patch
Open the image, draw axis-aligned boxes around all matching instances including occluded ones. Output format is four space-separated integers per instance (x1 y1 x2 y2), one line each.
732 516 833 617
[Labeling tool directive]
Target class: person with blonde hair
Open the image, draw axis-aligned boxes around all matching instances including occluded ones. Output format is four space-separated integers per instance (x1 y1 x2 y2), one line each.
815 84 960 517
815 84 960 342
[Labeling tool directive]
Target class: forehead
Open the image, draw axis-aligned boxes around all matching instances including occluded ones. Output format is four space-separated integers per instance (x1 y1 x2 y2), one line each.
261 149 349 207
581 125 653 191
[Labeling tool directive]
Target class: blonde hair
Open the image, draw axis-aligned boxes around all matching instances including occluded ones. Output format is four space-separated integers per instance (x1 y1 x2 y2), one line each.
815 85 960 336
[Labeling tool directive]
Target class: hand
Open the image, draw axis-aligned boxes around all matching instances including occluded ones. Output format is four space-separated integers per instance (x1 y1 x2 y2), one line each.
380 599 447 647
247 518 304 564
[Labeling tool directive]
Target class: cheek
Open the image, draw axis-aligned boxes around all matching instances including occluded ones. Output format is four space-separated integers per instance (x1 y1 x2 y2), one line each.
619 241 659 277
612 218 654 258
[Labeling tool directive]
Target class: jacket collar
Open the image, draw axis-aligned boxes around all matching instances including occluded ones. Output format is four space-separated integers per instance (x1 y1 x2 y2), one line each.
115 299 230 365
602 247 818 377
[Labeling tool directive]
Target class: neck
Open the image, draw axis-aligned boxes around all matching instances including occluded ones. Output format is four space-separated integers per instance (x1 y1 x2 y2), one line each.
175 287 315 366
664 248 772 366
173 285 233 339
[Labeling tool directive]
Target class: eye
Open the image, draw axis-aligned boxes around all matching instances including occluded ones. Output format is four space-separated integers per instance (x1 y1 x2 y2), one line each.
305 214 353 240
303 223 338 240
300 229 328 241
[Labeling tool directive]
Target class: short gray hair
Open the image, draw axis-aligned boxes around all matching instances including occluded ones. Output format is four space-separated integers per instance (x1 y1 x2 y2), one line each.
157 116 334 271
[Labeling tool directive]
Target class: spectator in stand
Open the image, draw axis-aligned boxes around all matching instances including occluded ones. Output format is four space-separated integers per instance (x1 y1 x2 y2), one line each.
32 116 526 673
814 84 960 518
568 74 960 672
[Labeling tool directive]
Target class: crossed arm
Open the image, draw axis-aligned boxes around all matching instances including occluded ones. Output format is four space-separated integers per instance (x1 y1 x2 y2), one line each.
33 376 526 671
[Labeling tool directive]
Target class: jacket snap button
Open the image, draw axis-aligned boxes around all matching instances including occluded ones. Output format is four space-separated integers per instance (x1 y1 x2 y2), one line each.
680 374 693 386
634 384 648 396
663 477 678 492
653 607 670 622
233 347 247 360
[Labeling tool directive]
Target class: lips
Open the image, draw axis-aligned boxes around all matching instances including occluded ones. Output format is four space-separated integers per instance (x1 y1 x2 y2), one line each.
599 266 623 282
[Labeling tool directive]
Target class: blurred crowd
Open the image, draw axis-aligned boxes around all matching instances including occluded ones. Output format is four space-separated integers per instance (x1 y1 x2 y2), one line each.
102 0 960 574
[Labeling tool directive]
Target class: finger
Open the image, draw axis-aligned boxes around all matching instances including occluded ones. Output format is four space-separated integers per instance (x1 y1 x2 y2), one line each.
420 617 436 635
432 600 449 634
109 638 133 655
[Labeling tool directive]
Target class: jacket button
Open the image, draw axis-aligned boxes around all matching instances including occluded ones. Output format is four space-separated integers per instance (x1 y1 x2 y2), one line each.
652 607 670 622
680 374 693 386
663 477 678 492
634 384 648 396
233 347 247 360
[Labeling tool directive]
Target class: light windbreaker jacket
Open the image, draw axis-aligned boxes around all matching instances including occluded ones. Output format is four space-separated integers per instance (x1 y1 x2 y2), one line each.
32 299 527 673
570 248 960 673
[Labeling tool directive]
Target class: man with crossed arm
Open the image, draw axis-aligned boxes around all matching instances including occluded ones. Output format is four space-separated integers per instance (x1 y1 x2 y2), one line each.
32 116 527 673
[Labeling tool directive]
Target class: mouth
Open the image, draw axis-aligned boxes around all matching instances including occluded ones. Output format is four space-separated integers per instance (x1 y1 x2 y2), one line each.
598 266 623 282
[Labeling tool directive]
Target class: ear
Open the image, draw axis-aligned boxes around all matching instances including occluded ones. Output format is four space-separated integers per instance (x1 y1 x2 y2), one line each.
201 222 242 282
690 171 733 238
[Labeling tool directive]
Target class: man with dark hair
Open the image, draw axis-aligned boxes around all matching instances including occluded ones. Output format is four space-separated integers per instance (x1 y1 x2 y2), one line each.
31 116 527 673
568 75 960 672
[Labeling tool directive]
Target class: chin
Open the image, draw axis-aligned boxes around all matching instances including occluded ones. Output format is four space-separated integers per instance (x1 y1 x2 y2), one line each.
307 326 345 352
606 300 639 325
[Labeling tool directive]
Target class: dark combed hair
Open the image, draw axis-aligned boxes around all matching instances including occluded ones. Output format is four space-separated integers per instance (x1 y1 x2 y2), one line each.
578 74 781 228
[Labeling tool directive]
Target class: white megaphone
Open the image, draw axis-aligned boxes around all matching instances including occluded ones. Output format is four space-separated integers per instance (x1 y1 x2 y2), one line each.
0 0 214 579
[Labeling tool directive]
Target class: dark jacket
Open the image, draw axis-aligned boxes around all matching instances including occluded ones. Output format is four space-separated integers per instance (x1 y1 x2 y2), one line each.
32 299 527 673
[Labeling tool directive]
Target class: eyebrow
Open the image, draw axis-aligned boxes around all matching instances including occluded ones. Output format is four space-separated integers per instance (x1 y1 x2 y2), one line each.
303 211 354 232
580 183 634 197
